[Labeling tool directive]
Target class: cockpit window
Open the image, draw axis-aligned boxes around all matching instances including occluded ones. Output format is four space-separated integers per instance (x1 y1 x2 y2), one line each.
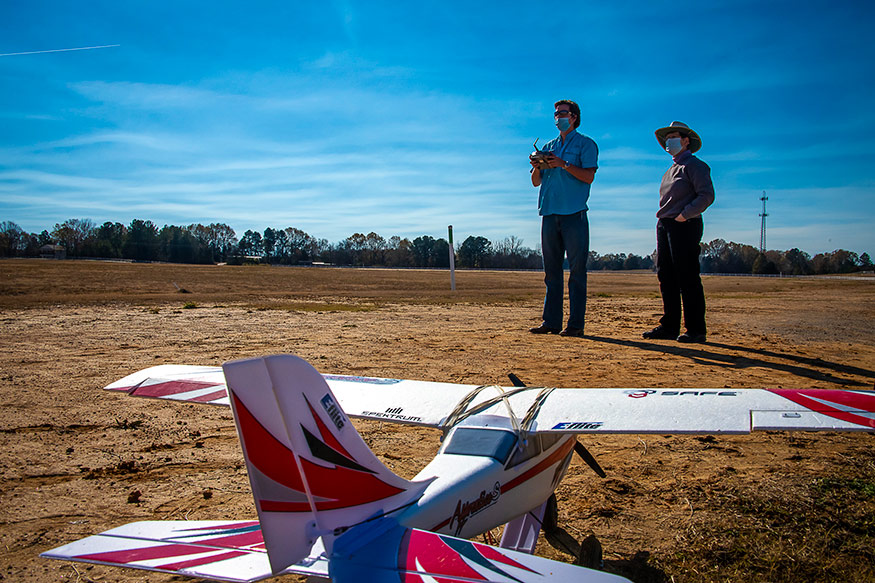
443 428 518 463
507 434 541 468
540 433 563 451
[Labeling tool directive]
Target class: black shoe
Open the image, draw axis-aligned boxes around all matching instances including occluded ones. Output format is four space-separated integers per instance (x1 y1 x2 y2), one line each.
529 323 560 334
677 332 707 343
559 327 584 337
642 326 678 340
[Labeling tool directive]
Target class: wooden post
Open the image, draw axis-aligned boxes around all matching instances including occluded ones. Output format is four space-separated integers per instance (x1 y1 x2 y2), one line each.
448 225 456 291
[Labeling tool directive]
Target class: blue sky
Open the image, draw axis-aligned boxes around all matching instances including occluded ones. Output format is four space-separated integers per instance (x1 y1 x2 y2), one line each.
1 0 873 256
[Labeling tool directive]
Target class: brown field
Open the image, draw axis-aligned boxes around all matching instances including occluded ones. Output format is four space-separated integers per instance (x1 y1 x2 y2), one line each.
1 258 873 583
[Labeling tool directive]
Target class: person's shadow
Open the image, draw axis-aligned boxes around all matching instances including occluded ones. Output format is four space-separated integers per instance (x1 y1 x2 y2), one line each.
585 335 875 387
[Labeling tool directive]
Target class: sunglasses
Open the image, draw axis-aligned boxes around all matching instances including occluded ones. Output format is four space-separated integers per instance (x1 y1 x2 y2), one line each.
554 110 572 118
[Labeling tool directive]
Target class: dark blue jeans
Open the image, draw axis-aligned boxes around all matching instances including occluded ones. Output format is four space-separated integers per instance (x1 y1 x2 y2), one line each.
656 217 706 334
541 211 589 330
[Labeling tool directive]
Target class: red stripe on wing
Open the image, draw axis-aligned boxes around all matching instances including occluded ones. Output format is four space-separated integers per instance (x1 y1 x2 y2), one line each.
77 542 218 564
177 520 259 533
156 549 248 571
188 389 228 403
770 389 875 428
476 543 538 574
183 530 264 549
131 380 220 398
402 576 471 583
400 529 488 581
174 521 266 550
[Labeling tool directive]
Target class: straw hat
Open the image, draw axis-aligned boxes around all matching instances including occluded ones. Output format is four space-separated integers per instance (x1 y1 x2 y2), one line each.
655 121 702 153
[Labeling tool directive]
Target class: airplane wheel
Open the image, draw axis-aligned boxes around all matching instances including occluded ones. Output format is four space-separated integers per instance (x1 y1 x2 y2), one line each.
542 494 559 534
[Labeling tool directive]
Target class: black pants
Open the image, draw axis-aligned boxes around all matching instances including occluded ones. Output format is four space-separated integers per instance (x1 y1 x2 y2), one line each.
656 217 706 334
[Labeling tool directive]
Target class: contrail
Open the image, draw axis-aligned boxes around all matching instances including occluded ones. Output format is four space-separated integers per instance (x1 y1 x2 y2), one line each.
0 44 120 57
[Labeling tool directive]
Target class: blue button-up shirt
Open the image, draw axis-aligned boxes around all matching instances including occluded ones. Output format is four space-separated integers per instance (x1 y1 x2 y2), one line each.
538 130 599 216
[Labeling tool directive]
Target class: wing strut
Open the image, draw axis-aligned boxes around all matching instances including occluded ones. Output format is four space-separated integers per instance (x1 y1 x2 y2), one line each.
520 387 555 433
509 373 606 478
442 385 531 433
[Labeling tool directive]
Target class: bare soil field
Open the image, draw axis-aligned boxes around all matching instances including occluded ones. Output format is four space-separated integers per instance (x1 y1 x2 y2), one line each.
1 259 873 582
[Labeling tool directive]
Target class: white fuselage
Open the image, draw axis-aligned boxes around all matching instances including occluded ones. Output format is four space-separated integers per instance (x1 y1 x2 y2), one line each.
393 416 575 539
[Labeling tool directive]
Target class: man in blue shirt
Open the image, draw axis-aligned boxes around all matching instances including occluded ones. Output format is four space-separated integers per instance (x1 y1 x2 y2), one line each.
643 121 715 343
528 100 599 337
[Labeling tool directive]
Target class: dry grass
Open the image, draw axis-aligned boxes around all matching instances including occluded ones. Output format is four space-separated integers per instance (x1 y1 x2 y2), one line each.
3 258 864 308
0 259 547 308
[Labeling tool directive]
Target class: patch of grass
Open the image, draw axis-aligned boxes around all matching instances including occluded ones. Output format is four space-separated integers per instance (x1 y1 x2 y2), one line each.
4 259 870 310
814 476 875 498
182 301 198 309
0 260 547 308
246 301 378 313
659 466 875 582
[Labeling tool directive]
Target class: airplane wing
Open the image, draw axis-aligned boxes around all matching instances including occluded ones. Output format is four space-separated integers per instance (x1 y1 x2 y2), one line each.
41 520 630 583
503 387 875 433
104 364 481 425
104 365 875 433
40 520 329 583
105 365 231 405
320 383 874 433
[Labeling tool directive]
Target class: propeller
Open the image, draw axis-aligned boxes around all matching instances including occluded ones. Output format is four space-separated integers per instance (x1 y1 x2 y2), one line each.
574 441 606 478
507 373 606 478
508 372 526 388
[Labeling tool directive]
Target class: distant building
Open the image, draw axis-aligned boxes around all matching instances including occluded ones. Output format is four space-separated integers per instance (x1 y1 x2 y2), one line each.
40 244 66 259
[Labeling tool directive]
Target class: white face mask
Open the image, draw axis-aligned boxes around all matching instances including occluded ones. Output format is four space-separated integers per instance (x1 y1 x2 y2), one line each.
665 137 684 156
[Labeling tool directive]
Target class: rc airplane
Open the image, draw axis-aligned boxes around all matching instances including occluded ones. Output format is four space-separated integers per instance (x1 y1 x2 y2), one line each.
42 354 875 582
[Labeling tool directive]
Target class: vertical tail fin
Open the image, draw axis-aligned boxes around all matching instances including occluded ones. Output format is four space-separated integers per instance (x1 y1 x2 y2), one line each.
222 354 428 574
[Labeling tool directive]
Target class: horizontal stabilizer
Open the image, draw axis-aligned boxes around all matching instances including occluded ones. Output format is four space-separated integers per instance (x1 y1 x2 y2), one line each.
39 520 329 582
330 520 632 582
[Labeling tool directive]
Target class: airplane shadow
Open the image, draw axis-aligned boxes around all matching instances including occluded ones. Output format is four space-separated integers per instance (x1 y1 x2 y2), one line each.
544 528 669 582
606 550 671 583
585 335 875 388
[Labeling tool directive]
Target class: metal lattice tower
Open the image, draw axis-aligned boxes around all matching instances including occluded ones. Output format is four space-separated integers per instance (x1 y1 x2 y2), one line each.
759 191 768 253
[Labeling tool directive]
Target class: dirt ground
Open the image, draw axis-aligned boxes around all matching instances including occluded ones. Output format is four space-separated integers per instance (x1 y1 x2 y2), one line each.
1 259 873 582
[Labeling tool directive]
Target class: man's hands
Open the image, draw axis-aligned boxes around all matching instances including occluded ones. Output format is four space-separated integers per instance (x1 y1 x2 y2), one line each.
544 153 567 169
530 153 567 170
530 153 596 186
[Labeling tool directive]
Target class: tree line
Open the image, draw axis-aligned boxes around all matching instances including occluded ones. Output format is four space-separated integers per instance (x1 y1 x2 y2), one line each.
1 218 871 274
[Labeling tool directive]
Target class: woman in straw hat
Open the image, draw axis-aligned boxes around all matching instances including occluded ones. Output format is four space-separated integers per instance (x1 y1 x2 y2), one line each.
643 121 715 343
